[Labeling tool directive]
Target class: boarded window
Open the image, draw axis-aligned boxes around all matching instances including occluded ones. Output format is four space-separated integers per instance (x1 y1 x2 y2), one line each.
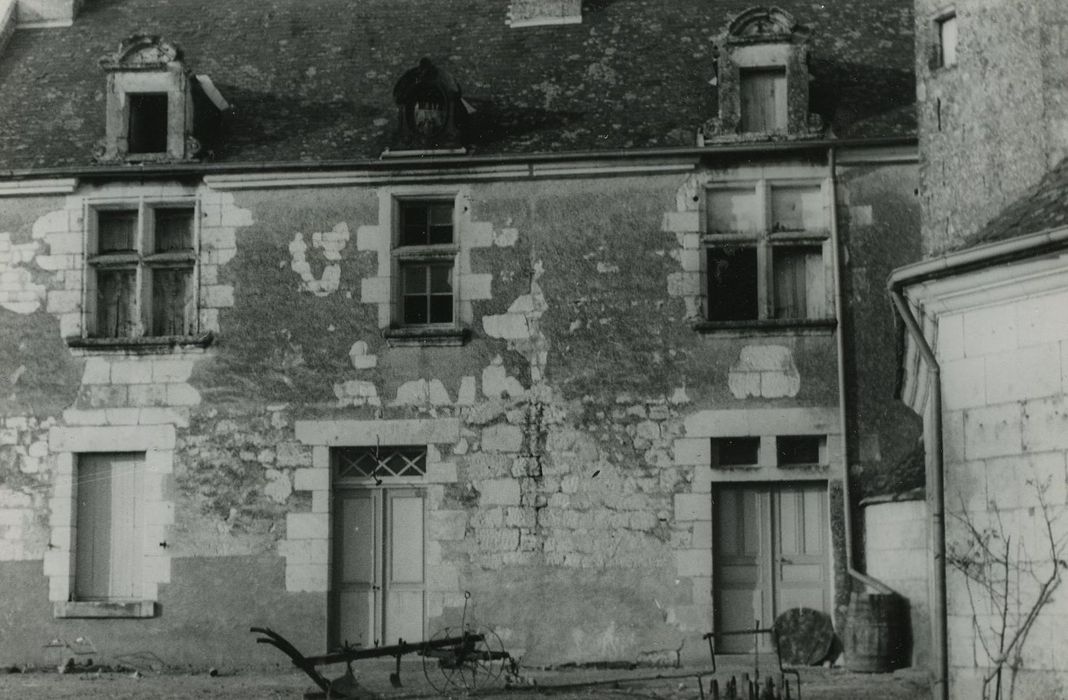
712 437 760 467
770 185 823 233
335 446 427 480
75 453 145 601
707 188 760 233
127 93 169 154
772 245 825 319
153 208 194 251
740 68 787 132
938 14 958 67
151 268 195 336
777 435 823 466
89 205 198 339
96 269 138 338
707 246 758 321
98 210 138 252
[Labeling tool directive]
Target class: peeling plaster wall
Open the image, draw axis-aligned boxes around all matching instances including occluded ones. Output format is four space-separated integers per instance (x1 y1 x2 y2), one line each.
0 161 919 667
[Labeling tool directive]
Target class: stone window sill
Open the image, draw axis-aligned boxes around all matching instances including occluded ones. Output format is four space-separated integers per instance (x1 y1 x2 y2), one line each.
65 332 214 353
692 318 836 336
384 326 468 347
54 600 157 619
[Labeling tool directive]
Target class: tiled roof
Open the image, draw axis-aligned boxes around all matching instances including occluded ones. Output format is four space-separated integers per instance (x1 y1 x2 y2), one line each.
0 0 915 170
962 157 1068 250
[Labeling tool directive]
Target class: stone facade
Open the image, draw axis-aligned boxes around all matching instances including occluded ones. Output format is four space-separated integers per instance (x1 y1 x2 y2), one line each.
0 150 921 667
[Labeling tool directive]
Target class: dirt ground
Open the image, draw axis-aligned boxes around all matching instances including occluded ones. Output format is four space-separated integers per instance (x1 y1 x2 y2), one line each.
0 659 932 699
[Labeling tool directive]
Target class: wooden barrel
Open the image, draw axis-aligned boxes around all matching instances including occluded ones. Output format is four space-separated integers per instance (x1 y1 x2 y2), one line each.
844 592 908 672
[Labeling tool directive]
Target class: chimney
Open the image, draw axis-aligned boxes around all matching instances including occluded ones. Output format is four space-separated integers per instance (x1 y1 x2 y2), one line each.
507 0 581 28
16 0 82 28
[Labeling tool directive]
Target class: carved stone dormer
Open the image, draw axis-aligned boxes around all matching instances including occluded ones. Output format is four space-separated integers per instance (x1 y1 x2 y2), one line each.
704 7 823 142
96 34 229 163
387 58 470 156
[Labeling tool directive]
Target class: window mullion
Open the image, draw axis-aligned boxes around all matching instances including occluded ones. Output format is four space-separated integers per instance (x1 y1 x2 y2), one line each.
136 201 148 338
757 180 771 319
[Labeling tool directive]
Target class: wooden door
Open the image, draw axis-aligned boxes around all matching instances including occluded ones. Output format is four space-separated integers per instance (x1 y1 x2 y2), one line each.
331 489 425 649
75 453 144 601
714 483 829 652
774 484 830 613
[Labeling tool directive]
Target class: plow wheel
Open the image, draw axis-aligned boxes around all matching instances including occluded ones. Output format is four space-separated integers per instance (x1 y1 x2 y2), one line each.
422 625 511 694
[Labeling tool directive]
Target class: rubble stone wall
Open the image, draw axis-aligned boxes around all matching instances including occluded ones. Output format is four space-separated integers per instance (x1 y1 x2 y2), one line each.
0 161 919 668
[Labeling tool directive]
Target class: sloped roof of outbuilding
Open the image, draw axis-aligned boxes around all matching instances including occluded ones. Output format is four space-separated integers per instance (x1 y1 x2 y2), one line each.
961 157 1068 250
0 0 915 170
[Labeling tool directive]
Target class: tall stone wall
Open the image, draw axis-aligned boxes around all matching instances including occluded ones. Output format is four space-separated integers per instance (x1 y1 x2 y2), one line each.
915 0 1068 254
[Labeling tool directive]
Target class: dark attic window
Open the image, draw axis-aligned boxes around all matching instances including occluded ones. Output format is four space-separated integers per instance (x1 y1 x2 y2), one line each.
128 93 169 154
712 437 760 468
777 435 823 466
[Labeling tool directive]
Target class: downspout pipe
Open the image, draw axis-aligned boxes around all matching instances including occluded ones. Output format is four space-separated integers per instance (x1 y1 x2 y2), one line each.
828 146 896 596
888 290 947 700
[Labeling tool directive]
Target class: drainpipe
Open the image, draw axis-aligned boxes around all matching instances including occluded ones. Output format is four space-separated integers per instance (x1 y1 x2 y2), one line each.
888 289 947 700
828 147 897 596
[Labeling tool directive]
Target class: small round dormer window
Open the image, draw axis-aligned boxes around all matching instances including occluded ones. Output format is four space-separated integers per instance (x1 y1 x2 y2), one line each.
411 89 449 137
392 57 465 150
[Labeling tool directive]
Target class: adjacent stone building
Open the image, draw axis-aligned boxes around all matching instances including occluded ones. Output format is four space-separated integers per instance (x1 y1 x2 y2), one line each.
894 1 1068 698
0 0 922 669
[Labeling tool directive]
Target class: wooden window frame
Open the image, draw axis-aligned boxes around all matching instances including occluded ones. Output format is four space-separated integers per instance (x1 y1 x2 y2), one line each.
700 180 834 329
386 196 465 346
79 197 204 347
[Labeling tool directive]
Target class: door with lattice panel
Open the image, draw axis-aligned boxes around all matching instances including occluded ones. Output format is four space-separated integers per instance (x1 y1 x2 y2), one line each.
330 446 427 650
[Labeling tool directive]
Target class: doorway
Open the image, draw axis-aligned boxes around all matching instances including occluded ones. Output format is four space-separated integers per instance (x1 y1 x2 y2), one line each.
713 482 830 652
330 488 426 649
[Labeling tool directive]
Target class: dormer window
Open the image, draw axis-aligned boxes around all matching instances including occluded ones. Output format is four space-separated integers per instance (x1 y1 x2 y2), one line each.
704 7 822 141
127 93 169 155
387 58 470 156
96 35 229 164
740 68 786 132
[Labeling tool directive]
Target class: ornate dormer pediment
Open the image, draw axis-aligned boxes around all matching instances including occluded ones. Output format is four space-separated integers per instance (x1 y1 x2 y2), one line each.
94 34 228 164
702 6 823 143
725 7 805 44
99 34 183 72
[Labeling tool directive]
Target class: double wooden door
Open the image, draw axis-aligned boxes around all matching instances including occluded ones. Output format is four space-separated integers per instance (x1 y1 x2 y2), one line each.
713 483 830 652
330 489 426 649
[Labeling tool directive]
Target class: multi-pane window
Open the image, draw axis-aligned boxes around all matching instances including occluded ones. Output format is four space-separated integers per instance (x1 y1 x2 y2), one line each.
88 203 197 339
937 13 957 68
740 68 787 133
704 182 830 323
394 200 456 326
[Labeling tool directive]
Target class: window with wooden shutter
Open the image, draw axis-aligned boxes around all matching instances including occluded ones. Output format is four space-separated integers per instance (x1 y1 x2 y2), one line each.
86 202 199 341
740 68 786 133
